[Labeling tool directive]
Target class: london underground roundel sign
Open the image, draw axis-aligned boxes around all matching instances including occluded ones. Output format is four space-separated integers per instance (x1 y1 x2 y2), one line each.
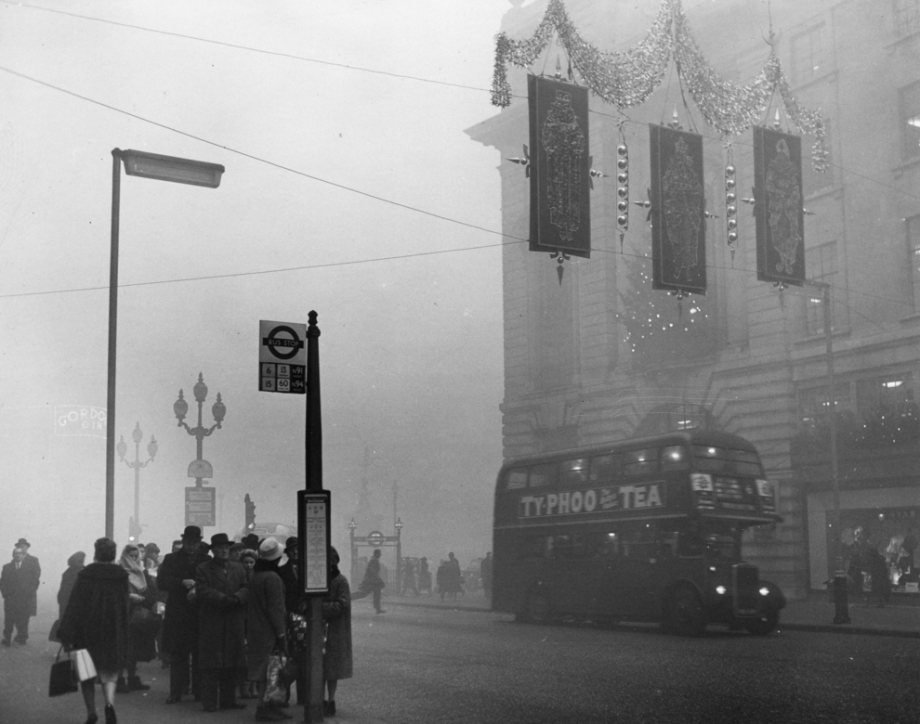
259 320 306 394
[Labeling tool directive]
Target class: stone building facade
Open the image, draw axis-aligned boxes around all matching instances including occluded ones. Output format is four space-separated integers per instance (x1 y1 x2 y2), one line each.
469 0 920 598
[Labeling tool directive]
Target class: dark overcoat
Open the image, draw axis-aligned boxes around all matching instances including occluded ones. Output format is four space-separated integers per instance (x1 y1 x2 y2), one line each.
57 563 83 618
195 557 249 669
321 570 353 681
57 562 129 673
0 554 41 616
158 547 206 653
245 560 286 680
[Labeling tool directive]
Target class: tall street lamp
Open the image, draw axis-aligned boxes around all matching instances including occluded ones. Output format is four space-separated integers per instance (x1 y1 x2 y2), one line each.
117 422 158 541
106 149 224 538
173 372 226 487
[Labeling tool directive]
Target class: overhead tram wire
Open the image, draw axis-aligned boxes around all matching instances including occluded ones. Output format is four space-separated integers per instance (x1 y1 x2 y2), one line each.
4 1 919 207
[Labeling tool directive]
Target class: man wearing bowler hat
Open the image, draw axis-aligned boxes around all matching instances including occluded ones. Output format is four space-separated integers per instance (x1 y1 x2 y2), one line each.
196 532 250 712
158 525 208 704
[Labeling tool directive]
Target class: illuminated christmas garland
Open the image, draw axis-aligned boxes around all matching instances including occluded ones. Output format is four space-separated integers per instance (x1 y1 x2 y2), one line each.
492 0 828 171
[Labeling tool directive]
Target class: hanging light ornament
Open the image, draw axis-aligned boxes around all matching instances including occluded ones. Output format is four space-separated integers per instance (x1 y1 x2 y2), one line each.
724 143 738 264
616 126 629 251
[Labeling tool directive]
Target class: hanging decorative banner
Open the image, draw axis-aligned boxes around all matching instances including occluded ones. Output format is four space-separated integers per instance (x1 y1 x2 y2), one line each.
754 126 805 287
528 74 591 258
649 124 706 295
492 0 828 172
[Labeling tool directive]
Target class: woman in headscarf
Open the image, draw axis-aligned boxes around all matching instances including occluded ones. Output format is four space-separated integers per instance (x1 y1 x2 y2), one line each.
321 546 352 717
56 551 86 626
117 543 158 692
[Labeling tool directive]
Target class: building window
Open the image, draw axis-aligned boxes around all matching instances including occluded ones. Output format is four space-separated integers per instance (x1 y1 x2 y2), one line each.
908 215 920 312
790 23 827 86
900 81 920 161
855 374 920 445
804 242 837 336
893 0 920 37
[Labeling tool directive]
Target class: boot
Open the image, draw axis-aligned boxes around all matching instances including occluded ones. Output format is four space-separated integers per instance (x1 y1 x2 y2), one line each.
104 705 117 724
128 675 150 691
115 676 129 693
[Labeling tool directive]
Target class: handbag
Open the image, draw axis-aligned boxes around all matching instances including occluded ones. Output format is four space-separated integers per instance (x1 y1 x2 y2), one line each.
71 648 97 682
263 651 288 705
48 647 78 697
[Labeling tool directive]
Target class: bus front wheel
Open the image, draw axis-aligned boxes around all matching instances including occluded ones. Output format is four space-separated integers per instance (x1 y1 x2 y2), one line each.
744 611 778 636
665 586 706 636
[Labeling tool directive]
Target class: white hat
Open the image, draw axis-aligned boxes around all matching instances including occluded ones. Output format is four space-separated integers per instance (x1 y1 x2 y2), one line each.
259 538 283 562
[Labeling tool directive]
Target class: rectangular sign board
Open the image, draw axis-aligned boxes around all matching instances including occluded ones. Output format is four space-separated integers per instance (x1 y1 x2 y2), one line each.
259 320 307 394
185 486 216 527
297 490 331 596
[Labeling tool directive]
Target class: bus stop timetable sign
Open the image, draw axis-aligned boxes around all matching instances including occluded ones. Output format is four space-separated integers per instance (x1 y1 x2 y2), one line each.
259 320 306 394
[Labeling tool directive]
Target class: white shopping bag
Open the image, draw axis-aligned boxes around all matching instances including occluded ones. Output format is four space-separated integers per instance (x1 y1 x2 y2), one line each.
70 649 97 682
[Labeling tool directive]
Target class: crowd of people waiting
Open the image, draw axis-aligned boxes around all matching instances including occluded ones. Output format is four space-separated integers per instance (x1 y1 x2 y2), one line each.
2 528 352 723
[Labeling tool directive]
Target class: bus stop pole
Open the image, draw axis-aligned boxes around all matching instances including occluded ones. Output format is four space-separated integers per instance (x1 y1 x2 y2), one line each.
304 311 325 722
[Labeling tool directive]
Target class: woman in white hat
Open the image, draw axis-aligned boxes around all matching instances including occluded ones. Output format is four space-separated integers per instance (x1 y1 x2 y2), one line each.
247 538 290 721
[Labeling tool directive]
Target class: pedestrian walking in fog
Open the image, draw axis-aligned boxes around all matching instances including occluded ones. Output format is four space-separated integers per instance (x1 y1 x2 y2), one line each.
0 538 41 645
58 537 128 724
322 546 352 718
196 532 249 712
158 525 208 704
481 552 493 599
356 549 386 613
57 551 86 621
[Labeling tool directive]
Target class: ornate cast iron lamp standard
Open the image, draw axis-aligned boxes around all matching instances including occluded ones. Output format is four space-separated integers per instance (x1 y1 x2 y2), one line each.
116 422 158 541
105 149 224 538
173 373 226 487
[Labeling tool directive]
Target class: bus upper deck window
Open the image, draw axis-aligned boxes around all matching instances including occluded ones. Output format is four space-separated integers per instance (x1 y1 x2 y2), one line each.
529 463 557 488
660 445 688 471
561 458 589 486
590 454 618 483
623 448 656 476
506 468 528 490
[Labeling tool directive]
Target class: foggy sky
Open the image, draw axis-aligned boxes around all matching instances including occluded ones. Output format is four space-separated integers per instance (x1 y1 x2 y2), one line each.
0 0 509 575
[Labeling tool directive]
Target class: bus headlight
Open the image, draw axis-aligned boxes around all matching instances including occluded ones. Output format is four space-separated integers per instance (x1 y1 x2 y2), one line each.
715 585 726 596
758 586 770 597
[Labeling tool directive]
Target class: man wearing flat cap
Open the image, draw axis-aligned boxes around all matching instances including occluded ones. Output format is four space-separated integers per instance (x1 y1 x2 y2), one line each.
195 532 250 712
158 525 208 703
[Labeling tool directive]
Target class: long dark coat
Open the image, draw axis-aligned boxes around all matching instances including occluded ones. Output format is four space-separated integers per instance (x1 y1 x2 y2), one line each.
0 554 41 616
57 562 129 673
321 569 353 681
195 557 249 669
245 560 286 680
57 561 84 618
158 546 206 653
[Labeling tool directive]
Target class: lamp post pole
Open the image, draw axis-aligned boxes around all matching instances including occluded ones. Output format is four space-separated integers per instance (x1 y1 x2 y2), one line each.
348 518 358 584
173 373 226 487
106 149 224 539
395 517 403 595
117 422 158 540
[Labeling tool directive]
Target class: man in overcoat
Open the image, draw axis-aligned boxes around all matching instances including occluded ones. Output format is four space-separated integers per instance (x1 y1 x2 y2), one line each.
158 525 208 703
196 532 250 712
0 540 41 645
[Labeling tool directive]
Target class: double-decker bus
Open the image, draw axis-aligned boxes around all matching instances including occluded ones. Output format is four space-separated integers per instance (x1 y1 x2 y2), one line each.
492 430 786 635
